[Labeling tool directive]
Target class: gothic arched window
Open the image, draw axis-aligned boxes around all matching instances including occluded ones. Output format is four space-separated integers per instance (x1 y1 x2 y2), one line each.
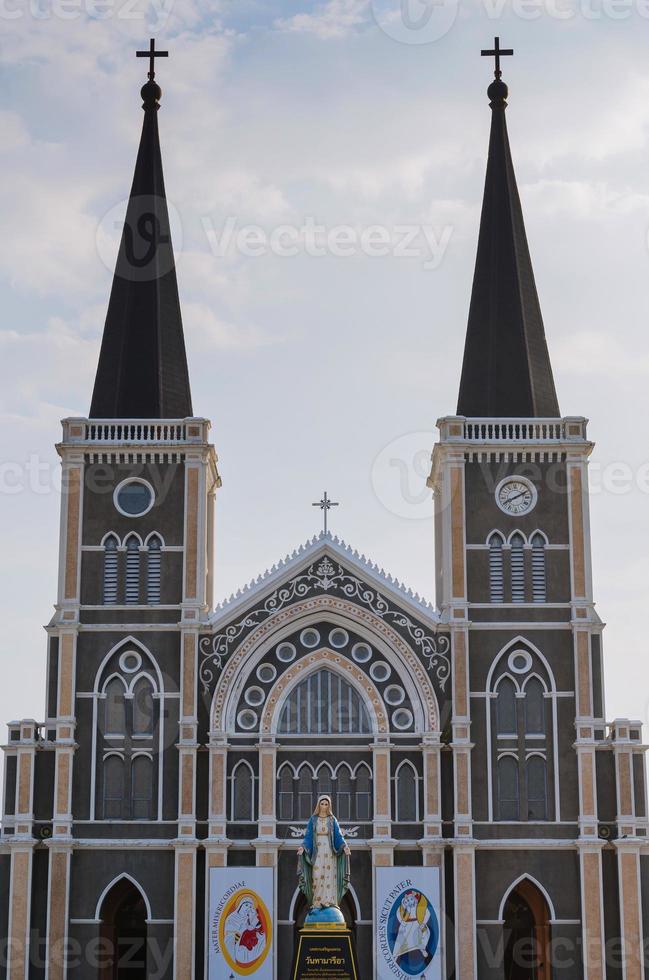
488 533 505 602
531 533 547 603
96 648 161 821
355 763 372 821
104 677 126 736
231 761 255 821
497 756 520 820
125 536 141 605
496 677 517 736
395 761 419 822
526 755 548 820
297 766 313 820
316 764 333 803
278 670 371 735
524 677 545 735
131 755 154 820
278 765 294 821
132 677 154 736
146 535 162 604
103 755 125 820
510 534 525 603
336 765 352 821
103 535 119 604
490 644 554 823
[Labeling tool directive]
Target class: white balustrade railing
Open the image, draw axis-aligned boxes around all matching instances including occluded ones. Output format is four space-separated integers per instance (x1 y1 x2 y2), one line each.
60 418 210 445
438 416 588 443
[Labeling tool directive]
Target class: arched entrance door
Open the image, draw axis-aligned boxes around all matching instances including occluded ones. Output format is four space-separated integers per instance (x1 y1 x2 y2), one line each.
503 879 551 980
99 878 148 979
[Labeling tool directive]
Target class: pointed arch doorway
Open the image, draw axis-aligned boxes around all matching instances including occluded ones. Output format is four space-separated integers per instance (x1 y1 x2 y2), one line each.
502 878 551 980
99 877 148 979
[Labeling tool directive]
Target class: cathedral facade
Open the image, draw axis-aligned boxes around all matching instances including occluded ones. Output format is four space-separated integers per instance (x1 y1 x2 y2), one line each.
1 46 648 980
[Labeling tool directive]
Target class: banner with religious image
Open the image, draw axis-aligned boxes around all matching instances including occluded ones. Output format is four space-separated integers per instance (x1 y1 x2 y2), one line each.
208 868 274 979
375 867 441 980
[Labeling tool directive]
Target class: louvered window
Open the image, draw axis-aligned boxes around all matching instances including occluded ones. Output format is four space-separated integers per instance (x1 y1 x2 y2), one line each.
355 765 372 820
510 534 525 602
103 755 125 819
125 537 140 604
297 766 313 820
488 534 504 602
531 534 547 603
147 536 162 604
526 756 547 820
103 536 119 604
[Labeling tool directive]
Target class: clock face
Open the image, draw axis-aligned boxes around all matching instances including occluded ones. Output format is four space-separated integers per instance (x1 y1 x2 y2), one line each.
495 478 537 516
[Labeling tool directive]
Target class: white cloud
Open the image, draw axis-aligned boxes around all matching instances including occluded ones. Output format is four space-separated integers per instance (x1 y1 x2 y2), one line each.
274 0 369 37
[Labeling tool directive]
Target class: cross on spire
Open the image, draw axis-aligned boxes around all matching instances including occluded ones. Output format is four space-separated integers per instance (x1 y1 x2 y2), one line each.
481 36 513 79
312 491 339 535
136 38 168 80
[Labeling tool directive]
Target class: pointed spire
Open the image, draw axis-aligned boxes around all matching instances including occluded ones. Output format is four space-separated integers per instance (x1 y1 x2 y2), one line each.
456 40 560 419
90 41 192 419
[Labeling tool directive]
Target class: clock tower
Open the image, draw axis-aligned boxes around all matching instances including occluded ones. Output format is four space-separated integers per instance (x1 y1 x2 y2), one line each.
428 46 647 980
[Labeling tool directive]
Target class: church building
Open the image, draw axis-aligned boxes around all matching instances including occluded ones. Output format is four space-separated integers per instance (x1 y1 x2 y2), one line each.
1 39 648 980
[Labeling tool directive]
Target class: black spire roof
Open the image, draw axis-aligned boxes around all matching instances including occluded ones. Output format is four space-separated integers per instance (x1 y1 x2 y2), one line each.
90 43 193 419
456 43 560 418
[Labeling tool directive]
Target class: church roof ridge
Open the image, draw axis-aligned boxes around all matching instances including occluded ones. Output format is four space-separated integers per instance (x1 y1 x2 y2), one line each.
210 531 438 624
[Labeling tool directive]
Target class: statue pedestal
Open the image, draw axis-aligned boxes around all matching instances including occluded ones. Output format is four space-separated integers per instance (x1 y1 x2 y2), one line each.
291 922 359 980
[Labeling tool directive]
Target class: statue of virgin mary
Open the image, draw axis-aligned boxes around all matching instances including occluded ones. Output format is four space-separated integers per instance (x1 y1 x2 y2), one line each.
297 795 351 921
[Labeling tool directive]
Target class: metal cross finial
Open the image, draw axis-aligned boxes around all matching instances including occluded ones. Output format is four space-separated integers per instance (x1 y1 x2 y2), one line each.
312 491 339 535
136 38 168 81
481 36 513 79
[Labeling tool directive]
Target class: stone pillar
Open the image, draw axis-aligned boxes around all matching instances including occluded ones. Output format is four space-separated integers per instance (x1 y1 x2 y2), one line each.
173 842 197 980
612 720 646 980
421 732 442 839
208 732 229 840
6 724 37 980
178 630 198 840
578 843 606 980
45 843 73 980
4 721 36 980
453 844 476 980
371 736 393 843
257 737 278 841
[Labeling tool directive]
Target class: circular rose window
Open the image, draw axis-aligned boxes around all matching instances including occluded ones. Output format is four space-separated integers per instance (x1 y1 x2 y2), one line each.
114 479 154 517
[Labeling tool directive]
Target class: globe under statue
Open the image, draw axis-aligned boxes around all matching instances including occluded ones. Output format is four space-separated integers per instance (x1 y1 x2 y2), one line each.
297 795 351 926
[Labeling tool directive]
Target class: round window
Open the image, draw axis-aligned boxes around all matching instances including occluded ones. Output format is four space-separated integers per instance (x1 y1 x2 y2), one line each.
370 661 391 683
392 708 414 731
119 650 142 674
352 643 372 663
384 685 405 706
329 628 349 649
245 687 266 707
114 479 154 517
256 663 277 684
276 642 297 663
508 650 533 674
300 628 321 649
237 709 258 731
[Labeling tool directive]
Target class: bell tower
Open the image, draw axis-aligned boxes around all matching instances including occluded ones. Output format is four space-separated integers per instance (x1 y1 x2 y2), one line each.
2 43 220 980
429 41 646 980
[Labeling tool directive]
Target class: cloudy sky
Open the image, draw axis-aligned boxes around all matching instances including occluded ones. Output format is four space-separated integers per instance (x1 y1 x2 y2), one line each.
1 0 649 753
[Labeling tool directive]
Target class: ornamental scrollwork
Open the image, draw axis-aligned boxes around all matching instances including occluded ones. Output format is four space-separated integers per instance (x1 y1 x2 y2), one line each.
198 556 450 695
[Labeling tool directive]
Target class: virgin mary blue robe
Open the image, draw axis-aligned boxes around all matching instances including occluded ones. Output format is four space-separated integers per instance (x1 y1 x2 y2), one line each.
298 815 349 908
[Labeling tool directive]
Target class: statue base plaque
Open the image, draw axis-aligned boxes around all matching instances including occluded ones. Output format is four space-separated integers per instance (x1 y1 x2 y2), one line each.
291 923 359 980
